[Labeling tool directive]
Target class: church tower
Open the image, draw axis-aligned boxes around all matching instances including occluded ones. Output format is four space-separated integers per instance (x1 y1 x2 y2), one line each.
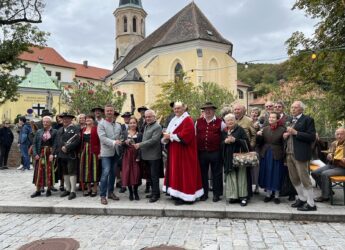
114 0 147 64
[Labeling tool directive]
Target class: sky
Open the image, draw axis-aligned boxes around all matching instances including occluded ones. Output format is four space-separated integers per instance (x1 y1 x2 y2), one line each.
37 0 317 69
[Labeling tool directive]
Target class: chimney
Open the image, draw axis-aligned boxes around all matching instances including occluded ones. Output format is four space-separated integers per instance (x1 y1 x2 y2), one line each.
83 60 88 68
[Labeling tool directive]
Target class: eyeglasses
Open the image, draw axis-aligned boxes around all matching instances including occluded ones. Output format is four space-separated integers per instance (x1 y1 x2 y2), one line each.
274 106 283 108
265 105 273 108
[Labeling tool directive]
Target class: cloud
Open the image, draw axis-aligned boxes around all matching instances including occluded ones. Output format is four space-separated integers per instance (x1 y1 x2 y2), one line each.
36 0 317 68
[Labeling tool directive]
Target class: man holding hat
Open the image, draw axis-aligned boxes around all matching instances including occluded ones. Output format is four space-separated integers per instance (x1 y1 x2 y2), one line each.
195 102 225 202
91 106 105 125
137 106 148 133
55 112 80 200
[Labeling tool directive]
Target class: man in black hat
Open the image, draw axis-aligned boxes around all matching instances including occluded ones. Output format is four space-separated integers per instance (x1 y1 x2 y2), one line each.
137 106 148 133
55 112 80 200
195 102 225 202
91 106 105 125
163 102 175 129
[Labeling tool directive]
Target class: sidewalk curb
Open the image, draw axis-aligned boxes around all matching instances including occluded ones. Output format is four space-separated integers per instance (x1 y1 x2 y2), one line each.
1 204 344 223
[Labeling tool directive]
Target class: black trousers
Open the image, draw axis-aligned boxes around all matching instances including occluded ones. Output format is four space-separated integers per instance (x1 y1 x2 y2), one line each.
0 145 11 167
199 151 223 197
145 159 161 197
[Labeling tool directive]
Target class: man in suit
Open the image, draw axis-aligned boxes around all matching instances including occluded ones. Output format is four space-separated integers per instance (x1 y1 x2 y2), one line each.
284 101 316 211
134 109 162 203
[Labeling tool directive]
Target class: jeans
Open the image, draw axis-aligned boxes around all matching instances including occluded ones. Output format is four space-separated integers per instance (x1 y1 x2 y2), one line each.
20 144 30 170
311 164 345 198
100 154 118 197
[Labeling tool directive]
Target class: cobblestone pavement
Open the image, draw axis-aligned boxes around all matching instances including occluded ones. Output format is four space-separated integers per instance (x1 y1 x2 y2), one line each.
1 213 345 250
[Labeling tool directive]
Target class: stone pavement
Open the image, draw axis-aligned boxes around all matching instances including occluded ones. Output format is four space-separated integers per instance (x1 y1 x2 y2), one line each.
1 213 345 250
0 169 344 222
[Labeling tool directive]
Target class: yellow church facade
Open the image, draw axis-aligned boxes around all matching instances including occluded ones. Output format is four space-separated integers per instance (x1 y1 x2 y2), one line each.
106 1 238 112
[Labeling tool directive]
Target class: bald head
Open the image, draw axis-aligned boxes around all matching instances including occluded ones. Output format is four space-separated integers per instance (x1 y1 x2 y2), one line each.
233 104 246 119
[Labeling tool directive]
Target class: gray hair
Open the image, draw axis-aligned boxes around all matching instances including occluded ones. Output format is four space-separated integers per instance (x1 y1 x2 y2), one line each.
42 116 52 122
224 113 236 122
145 109 156 117
293 101 306 111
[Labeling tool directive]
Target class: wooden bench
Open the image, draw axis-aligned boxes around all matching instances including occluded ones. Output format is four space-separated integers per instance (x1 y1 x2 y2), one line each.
309 164 320 172
329 176 345 205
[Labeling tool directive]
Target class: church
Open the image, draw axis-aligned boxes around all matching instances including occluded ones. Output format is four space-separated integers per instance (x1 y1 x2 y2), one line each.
106 0 239 111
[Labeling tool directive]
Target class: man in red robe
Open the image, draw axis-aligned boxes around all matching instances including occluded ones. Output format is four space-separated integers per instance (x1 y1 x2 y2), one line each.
162 102 204 205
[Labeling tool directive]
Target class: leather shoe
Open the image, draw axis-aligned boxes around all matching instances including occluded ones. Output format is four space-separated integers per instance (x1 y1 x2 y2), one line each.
108 193 120 200
46 190 52 197
174 199 185 206
264 196 273 203
291 199 306 208
146 194 152 199
68 192 76 200
119 187 126 193
229 198 239 204
60 191 70 197
212 196 221 202
101 197 108 205
30 191 41 198
273 198 280 204
297 203 317 211
200 195 208 201
314 196 330 202
149 196 159 203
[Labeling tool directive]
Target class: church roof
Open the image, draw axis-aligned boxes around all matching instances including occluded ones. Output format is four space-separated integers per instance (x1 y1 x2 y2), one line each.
116 68 144 84
112 2 232 74
19 64 60 90
19 46 75 69
119 0 143 8
70 62 111 81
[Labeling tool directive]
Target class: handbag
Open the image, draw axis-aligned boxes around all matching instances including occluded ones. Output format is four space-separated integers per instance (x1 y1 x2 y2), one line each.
233 140 259 168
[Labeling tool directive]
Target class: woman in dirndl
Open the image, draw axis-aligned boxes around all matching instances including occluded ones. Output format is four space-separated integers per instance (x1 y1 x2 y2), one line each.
79 114 100 197
121 117 142 201
31 116 57 198
256 112 286 204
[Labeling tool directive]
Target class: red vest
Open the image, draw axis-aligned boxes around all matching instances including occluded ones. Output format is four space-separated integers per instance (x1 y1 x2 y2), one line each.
196 117 222 152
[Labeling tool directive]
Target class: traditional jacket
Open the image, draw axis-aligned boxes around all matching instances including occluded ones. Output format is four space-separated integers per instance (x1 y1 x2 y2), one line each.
256 125 286 160
55 125 80 159
33 127 57 156
196 117 222 152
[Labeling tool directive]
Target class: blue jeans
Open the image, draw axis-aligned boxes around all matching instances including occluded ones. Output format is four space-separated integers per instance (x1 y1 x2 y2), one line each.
100 154 118 197
20 144 30 170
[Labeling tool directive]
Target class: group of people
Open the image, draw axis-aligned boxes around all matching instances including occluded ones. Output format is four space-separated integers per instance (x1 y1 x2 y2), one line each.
3 99 345 211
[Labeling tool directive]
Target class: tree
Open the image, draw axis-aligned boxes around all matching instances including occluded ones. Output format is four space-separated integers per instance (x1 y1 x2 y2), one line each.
0 0 47 104
286 0 345 122
151 77 235 122
62 81 127 115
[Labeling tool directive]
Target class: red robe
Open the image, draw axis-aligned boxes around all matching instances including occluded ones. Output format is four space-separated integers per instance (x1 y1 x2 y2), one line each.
163 115 204 201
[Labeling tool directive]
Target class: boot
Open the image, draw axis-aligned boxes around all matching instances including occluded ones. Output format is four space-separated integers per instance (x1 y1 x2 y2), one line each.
128 186 134 201
134 185 139 200
145 181 150 193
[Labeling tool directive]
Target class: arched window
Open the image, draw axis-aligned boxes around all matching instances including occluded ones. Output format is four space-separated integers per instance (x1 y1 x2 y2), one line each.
238 89 244 99
174 63 183 83
133 17 137 32
123 16 128 32
116 48 119 60
209 58 219 83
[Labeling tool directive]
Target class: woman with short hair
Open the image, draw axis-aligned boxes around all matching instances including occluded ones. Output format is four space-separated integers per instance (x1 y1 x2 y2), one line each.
222 113 250 206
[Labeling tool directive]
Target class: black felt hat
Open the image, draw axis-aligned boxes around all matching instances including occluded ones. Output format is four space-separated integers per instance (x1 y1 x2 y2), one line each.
121 112 132 118
200 102 218 110
137 106 148 112
91 106 105 113
40 109 53 117
58 112 75 119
